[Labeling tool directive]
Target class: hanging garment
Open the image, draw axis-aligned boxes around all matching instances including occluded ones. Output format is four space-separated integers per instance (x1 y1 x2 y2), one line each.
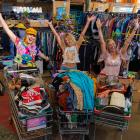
79 39 101 71
1 31 10 52
9 41 15 57
18 29 26 39
129 42 140 72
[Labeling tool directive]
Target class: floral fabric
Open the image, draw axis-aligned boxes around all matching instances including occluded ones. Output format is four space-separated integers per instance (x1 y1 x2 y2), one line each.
14 37 39 67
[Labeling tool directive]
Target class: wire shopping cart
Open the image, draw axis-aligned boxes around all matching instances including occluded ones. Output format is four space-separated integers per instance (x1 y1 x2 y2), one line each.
4 67 53 140
93 74 134 140
57 109 93 140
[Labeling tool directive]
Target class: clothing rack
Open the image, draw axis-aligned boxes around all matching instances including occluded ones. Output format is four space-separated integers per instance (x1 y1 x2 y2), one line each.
85 11 139 18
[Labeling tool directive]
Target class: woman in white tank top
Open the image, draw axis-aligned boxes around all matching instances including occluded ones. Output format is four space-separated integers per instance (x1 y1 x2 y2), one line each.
47 15 96 70
96 18 139 76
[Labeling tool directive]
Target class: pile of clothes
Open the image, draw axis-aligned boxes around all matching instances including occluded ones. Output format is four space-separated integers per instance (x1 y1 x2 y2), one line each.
95 75 132 115
52 71 96 111
6 70 52 126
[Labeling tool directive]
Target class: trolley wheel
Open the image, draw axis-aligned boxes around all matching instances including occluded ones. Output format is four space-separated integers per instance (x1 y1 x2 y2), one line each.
60 134 85 140
117 127 126 132
85 135 90 140
45 135 52 140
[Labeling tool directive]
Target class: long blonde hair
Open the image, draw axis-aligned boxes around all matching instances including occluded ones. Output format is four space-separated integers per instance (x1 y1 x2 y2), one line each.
62 33 76 47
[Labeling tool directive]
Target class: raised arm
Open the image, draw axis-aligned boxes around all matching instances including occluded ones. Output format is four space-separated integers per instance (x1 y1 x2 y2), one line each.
38 51 49 62
47 20 64 51
96 19 107 55
77 15 96 49
121 18 139 54
0 13 16 43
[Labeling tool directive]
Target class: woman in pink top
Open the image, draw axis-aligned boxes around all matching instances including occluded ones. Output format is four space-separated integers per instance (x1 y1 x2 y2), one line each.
96 18 139 76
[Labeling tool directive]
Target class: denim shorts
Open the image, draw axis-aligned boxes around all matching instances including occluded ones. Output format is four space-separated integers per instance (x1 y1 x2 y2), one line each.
61 65 77 70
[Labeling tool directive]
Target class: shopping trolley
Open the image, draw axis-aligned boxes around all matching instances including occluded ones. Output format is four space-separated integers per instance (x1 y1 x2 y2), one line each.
4 66 53 140
57 109 93 140
93 74 134 140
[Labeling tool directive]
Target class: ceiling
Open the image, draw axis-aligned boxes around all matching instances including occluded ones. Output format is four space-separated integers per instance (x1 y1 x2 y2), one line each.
2 0 52 3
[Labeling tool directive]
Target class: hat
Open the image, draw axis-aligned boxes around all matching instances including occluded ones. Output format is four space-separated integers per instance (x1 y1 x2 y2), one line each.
26 28 37 36
15 23 26 29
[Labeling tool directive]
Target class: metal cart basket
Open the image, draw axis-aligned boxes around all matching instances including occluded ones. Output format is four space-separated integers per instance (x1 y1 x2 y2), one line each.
57 109 93 140
4 67 53 140
93 74 134 140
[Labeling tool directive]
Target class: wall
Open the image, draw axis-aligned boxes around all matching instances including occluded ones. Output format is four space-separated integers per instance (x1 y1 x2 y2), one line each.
89 1 139 13
53 0 70 17
89 2 109 11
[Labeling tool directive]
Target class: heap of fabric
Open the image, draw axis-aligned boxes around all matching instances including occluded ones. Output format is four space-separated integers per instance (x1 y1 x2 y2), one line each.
52 70 95 111
6 71 51 126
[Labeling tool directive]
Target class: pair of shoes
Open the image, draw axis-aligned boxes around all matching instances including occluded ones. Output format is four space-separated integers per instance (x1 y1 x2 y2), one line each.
21 87 43 106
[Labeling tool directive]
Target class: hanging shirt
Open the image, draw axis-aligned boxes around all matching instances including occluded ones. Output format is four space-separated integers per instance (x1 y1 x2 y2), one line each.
14 37 39 67
18 29 26 39
101 50 126 76
62 46 80 64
